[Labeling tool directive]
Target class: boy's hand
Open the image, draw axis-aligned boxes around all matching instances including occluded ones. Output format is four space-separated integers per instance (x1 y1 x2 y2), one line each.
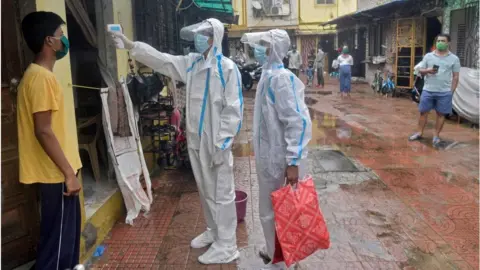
64 174 82 196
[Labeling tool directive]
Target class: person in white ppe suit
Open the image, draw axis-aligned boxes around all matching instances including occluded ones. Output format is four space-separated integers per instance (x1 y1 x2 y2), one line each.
241 30 312 269
110 18 243 264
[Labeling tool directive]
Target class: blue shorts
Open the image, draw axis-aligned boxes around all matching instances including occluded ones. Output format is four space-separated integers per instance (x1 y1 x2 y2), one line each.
418 90 453 115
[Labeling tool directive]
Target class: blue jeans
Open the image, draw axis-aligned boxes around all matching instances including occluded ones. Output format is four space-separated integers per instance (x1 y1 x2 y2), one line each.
339 65 351 93
418 90 453 115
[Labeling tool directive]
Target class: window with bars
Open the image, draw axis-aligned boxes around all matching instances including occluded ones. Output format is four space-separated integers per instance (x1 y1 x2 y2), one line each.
368 24 386 56
316 0 334 4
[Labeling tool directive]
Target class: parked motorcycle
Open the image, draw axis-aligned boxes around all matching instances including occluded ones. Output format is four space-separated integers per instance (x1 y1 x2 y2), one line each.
233 56 261 91
411 75 424 103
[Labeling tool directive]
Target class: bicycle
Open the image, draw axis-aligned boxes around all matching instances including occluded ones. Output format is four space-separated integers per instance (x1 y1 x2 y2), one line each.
371 67 383 95
381 71 396 98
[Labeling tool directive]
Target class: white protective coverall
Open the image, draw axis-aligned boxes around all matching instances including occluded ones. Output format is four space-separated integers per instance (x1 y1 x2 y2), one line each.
241 30 312 269
112 19 243 264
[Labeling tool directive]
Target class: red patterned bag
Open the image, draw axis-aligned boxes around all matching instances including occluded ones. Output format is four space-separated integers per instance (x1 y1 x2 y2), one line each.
271 175 330 267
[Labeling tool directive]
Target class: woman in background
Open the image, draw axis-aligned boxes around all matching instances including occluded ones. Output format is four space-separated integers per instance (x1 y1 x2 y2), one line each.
337 46 353 97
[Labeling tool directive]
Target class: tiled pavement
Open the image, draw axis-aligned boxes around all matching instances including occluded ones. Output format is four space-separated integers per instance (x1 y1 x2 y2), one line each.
89 80 479 270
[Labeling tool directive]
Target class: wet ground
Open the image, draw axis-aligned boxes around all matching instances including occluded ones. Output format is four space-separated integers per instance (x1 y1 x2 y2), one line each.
89 79 479 270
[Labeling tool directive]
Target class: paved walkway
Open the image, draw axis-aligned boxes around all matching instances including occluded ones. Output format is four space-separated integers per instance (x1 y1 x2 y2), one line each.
89 80 478 270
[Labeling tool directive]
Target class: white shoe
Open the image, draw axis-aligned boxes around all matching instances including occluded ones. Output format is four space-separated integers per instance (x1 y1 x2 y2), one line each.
190 230 215 249
198 243 240 264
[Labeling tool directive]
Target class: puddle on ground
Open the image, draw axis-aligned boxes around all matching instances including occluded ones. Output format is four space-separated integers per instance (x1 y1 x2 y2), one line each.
310 150 359 172
305 97 318 105
417 138 468 151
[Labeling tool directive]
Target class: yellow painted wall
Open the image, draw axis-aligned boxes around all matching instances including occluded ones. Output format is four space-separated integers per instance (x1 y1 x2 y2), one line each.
230 0 247 31
299 0 338 25
113 0 134 79
337 0 357 17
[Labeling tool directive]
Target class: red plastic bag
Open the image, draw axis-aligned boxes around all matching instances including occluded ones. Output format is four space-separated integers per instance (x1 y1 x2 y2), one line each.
271 175 330 267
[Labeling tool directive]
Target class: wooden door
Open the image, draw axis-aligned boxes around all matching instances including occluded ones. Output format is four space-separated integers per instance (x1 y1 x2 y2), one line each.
1 0 41 269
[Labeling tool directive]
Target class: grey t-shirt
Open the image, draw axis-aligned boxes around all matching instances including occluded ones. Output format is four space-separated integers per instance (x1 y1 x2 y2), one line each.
418 51 461 92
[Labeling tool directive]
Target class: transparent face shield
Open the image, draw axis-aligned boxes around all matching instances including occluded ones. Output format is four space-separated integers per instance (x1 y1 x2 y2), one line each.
240 32 272 50
241 30 290 67
179 21 214 41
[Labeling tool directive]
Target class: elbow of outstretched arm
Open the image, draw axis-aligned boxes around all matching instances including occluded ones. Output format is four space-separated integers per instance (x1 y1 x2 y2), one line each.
130 42 188 82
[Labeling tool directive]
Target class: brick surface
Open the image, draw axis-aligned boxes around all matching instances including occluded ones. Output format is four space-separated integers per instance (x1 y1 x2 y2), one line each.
89 81 478 269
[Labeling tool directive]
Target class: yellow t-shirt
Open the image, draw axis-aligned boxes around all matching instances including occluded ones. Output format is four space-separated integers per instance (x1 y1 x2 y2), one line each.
17 63 82 184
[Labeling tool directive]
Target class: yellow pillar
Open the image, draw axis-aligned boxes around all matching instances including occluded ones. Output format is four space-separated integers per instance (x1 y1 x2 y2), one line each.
113 0 134 79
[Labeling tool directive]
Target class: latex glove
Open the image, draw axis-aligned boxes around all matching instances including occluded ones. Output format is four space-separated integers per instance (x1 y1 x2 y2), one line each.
110 32 134 50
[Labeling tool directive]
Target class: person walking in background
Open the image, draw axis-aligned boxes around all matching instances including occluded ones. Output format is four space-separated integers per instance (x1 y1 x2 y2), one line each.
18 11 83 270
408 34 460 147
287 45 302 76
337 46 353 97
315 47 326 88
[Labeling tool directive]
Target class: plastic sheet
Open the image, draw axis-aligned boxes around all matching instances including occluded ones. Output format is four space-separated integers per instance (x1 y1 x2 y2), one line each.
453 67 479 124
100 79 153 225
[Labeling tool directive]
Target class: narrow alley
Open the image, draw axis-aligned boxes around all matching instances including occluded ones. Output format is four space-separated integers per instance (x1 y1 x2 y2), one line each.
88 81 478 270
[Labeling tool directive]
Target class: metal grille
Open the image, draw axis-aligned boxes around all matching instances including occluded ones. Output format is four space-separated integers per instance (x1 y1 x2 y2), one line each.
457 24 466 65
464 4 479 68
134 0 181 54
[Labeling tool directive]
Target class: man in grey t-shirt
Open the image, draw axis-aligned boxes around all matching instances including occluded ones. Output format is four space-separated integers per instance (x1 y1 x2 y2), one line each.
409 34 460 146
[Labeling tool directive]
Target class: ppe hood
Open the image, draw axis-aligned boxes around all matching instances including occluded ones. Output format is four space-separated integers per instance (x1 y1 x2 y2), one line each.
241 29 290 69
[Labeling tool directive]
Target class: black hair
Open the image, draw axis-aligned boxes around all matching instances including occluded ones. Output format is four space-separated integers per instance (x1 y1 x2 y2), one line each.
21 11 65 54
436 33 451 42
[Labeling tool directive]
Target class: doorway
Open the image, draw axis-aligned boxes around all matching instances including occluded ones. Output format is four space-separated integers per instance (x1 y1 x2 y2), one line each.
353 27 367 78
66 4 117 218
1 0 41 269
319 34 335 73
426 17 442 52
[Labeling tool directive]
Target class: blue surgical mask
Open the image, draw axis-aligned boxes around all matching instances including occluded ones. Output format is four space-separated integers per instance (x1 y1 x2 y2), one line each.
254 45 267 64
194 34 210 54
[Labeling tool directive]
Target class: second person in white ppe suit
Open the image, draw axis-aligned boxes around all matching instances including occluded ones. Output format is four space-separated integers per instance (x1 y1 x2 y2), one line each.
241 30 312 270
110 19 243 264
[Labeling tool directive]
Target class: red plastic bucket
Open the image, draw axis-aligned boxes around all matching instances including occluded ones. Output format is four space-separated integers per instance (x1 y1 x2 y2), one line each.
235 190 248 223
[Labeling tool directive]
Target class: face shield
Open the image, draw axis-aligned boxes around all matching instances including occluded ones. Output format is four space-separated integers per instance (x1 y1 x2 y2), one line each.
180 21 214 41
241 30 290 68
241 32 273 65
180 21 215 54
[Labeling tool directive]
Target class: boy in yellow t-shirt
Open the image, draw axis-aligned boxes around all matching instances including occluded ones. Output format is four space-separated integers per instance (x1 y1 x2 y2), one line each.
17 11 82 269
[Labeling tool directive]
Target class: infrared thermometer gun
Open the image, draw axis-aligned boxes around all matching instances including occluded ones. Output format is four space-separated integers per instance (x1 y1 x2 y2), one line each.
107 24 124 49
